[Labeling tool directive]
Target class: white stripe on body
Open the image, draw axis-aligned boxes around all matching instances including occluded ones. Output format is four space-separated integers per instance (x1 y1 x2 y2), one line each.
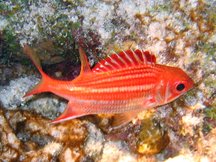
79 66 162 85
69 83 155 93
85 72 156 86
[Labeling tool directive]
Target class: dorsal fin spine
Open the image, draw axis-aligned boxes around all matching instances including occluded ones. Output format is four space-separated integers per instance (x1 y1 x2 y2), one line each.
123 50 134 65
116 53 127 66
141 51 147 64
148 51 154 65
131 49 141 64
104 60 115 69
100 62 110 71
110 50 126 67
108 55 121 68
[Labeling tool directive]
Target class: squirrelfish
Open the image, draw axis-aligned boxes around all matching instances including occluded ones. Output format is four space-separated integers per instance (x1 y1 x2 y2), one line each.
23 45 194 127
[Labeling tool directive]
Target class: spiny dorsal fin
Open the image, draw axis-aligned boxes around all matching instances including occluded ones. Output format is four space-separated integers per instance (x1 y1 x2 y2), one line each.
92 49 156 72
79 47 92 74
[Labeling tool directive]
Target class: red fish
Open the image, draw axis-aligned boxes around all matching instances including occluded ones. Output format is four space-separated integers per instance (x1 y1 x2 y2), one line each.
23 45 194 127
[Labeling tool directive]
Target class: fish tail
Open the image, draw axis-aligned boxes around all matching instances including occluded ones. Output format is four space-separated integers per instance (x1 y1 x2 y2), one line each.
24 73 51 97
23 44 51 97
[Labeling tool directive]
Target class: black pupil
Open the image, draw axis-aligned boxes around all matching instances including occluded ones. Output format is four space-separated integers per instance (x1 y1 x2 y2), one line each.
176 83 185 91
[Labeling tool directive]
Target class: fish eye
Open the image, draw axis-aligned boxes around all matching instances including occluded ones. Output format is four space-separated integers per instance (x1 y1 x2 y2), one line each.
176 83 185 91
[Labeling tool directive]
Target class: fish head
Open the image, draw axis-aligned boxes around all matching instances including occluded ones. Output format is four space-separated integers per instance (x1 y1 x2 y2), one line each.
156 66 194 104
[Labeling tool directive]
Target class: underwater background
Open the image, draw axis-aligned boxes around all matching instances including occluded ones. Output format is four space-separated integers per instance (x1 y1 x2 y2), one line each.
0 0 215 161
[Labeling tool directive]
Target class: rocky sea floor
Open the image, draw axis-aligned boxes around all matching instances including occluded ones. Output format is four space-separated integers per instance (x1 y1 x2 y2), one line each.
0 0 216 161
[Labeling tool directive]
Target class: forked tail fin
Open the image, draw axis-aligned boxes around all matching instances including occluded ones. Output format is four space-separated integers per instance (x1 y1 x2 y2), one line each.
23 44 51 97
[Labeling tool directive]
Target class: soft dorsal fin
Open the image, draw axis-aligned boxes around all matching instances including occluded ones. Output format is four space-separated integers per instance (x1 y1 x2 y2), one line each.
92 49 156 73
79 47 92 74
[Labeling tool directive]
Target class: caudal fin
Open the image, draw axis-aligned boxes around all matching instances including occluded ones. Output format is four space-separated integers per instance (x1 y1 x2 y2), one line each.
23 77 50 97
23 44 51 97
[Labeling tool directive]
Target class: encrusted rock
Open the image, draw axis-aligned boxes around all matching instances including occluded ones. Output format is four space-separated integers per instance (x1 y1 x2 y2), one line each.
0 107 87 161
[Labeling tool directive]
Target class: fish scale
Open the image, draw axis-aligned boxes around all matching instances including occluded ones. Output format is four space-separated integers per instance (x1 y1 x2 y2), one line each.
75 67 160 88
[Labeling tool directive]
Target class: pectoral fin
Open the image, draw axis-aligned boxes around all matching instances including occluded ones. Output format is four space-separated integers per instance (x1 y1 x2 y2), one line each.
111 110 141 129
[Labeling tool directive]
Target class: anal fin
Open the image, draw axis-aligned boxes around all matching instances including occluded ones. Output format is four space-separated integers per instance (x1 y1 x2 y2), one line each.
52 101 87 124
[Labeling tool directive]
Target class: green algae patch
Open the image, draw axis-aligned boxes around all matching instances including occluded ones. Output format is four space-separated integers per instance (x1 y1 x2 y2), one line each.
205 106 216 122
0 29 22 65
0 0 82 61
136 110 170 155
